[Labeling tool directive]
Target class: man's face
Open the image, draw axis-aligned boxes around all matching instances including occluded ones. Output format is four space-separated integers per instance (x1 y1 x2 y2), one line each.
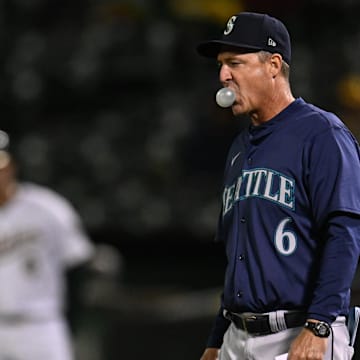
217 51 274 119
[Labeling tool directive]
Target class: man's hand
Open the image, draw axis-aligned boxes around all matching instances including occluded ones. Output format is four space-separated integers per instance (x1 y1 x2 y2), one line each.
288 325 328 360
200 347 219 360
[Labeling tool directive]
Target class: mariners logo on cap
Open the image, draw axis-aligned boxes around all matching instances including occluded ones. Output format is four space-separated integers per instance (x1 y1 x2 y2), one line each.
224 16 237 35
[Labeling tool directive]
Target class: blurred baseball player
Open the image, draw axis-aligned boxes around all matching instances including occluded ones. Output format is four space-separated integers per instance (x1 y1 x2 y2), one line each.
0 130 95 360
197 12 360 360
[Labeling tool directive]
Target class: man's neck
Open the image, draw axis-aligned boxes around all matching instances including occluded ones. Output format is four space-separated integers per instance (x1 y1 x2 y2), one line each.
250 88 295 126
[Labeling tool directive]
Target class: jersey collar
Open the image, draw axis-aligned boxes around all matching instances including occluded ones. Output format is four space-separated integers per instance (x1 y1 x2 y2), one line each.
248 98 304 143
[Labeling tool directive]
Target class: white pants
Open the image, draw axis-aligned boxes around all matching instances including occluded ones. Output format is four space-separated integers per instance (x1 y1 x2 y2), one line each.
219 316 354 360
0 319 74 360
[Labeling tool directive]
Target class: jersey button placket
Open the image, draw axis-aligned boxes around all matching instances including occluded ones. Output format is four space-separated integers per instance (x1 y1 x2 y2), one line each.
237 217 246 300
236 214 247 301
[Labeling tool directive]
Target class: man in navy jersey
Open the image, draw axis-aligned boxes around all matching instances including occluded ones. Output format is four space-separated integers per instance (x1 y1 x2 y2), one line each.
197 12 360 360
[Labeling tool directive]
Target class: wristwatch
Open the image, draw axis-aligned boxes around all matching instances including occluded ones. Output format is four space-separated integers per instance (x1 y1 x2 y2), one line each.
304 321 331 338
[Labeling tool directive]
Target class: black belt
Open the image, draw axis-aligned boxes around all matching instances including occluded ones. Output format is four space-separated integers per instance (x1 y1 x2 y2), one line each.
225 310 307 336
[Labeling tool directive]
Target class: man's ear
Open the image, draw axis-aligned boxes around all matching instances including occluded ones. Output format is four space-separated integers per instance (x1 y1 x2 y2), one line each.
269 53 282 78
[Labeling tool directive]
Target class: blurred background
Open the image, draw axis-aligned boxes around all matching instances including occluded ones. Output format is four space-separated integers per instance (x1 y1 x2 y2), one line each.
1 0 360 359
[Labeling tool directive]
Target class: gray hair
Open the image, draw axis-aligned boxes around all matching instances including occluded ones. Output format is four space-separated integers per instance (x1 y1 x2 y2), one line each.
257 51 290 80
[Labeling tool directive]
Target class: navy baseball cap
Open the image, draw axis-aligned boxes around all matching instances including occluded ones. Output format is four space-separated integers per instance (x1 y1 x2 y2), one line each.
197 12 291 64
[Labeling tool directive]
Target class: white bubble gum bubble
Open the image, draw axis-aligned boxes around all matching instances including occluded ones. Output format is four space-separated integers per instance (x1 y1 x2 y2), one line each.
216 88 235 108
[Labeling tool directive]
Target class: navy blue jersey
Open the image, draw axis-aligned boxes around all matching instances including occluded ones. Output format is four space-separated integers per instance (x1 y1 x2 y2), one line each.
208 98 360 347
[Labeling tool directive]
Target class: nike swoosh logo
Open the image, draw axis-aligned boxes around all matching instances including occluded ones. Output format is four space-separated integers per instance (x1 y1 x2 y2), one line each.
231 152 241 166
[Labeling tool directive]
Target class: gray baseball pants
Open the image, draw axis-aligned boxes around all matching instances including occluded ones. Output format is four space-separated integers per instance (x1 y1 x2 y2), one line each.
219 315 354 360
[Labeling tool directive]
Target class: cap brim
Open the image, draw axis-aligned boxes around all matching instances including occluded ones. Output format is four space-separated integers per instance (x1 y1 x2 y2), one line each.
196 40 263 58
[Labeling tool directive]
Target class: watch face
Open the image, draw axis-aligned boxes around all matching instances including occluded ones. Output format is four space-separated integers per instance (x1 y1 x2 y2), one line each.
317 325 327 335
315 323 330 337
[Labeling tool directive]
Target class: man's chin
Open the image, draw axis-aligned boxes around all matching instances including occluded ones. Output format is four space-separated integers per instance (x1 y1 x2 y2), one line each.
231 104 246 116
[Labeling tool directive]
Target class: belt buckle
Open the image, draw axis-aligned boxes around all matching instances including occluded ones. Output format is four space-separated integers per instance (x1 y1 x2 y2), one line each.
241 316 248 332
241 314 257 333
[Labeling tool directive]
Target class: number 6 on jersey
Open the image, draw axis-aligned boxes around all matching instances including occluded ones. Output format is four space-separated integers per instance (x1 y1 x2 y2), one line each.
274 218 297 255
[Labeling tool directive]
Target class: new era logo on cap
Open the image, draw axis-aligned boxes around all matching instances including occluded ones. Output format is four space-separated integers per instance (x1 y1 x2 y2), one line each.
267 37 277 47
197 12 291 65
